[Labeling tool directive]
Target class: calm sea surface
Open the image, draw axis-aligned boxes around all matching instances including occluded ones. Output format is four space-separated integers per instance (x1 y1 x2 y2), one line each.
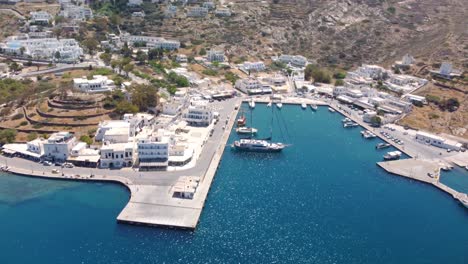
0 103 467 264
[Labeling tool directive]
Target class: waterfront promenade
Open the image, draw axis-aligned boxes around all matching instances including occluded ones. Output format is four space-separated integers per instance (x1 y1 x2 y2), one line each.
2 98 240 229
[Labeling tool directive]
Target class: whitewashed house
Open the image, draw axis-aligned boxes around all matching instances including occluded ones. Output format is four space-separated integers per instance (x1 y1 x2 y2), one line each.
278 54 308 68
187 6 208 17
215 8 231 17
29 11 53 24
73 75 115 93
100 142 134 168
207 49 225 62
121 35 180 50
43 132 76 162
137 132 169 170
183 105 213 126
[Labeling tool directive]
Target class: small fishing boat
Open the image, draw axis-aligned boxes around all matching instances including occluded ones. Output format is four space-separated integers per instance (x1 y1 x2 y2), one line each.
301 103 307 109
328 107 336 113
343 122 358 128
237 112 246 127
267 101 272 107
342 118 352 123
310 104 318 111
276 102 283 109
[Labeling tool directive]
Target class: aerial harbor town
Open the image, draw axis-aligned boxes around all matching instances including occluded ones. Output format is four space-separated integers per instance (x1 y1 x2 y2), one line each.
0 0 467 263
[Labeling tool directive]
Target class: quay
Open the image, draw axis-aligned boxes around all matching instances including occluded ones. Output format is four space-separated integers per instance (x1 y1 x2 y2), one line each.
327 102 467 206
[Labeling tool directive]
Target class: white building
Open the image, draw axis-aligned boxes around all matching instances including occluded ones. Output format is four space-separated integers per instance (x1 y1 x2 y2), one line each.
239 61 265 72
183 105 213 126
163 100 184 116
347 64 388 81
95 121 131 141
363 111 377 123
43 132 76 162
137 132 169 170
103 127 130 144
29 11 52 24
0 36 83 62
207 49 225 62
415 131 463 151
60 4 93 21
429 62 462 79
121 35 180 50
215 8 231 17
73 75 115 93
187 6 208 17
100 142 134 168
278 54 308 68
176 54 188 63
235 77 272 95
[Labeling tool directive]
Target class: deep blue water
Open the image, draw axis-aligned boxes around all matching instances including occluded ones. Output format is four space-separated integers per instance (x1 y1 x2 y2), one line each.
0 103 467 264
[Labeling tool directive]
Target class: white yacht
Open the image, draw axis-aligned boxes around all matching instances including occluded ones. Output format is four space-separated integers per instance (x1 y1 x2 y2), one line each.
249 100 256 109
236 127 258 135
233 139 285 152
276 102 283 109
301 103 307 109
383 151 402 160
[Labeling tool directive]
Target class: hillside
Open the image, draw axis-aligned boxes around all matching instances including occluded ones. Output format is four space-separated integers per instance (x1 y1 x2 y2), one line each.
119 0 467 69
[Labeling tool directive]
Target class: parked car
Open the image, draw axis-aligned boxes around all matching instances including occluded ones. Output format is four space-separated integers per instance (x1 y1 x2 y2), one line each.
63 163 74 168
43 161 53 166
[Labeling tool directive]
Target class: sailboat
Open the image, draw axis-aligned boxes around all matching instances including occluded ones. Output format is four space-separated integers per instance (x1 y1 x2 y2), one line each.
233 103 287 152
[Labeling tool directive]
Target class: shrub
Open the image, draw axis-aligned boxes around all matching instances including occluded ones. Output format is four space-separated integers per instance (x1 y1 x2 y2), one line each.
12 113 24 120
79 135 93 145
19 121 28 126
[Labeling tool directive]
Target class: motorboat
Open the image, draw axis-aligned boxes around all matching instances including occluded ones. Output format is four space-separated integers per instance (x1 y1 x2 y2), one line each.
237 114 246 127
328 107 336 113
310 104 318 111
383 151 402 160
249 100 256 109
343 122 359 128
232 139 285 152
342 118 352 123
376 143 391 149
236 127 258 134
276 102 283 109
267 101 272 107
301 103 307 109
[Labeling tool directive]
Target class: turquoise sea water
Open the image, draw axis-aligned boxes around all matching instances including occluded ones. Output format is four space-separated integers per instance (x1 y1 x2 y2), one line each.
0 103 467 264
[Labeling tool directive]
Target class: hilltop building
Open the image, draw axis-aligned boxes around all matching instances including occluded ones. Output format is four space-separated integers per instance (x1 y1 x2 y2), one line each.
73 75 115 93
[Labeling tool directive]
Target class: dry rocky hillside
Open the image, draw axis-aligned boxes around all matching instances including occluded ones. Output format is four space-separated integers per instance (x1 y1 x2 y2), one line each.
138 0 467 69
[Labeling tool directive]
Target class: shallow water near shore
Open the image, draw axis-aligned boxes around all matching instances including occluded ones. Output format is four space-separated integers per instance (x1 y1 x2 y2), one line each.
0 103 467 263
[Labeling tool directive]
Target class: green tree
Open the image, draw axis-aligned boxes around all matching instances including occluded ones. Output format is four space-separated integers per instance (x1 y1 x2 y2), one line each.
334 79 344 86
82 38 99 55
136 50 148 65
0 129 17 144
115 101 138 115
370 116 382 127
130 84 159 111
100 53 112 65
79 135 93 145
199 48 206 56
55 51 61 60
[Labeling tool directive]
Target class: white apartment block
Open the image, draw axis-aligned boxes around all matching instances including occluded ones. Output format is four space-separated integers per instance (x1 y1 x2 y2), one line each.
137 132 169 170
347 64 388 80
207 49 225 62
183 105 213 126
122 35 180 50
240 61 265 72
43 132 76 162
278 54 308 68
0 36 83 62
187 6 208 17
29 11 53 24
100 142 134 168
73 75 115 93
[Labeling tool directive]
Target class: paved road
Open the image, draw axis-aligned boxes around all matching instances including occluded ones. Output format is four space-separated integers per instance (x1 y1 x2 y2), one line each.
0 8 25 20
2 98 239 185
14 62 102 78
